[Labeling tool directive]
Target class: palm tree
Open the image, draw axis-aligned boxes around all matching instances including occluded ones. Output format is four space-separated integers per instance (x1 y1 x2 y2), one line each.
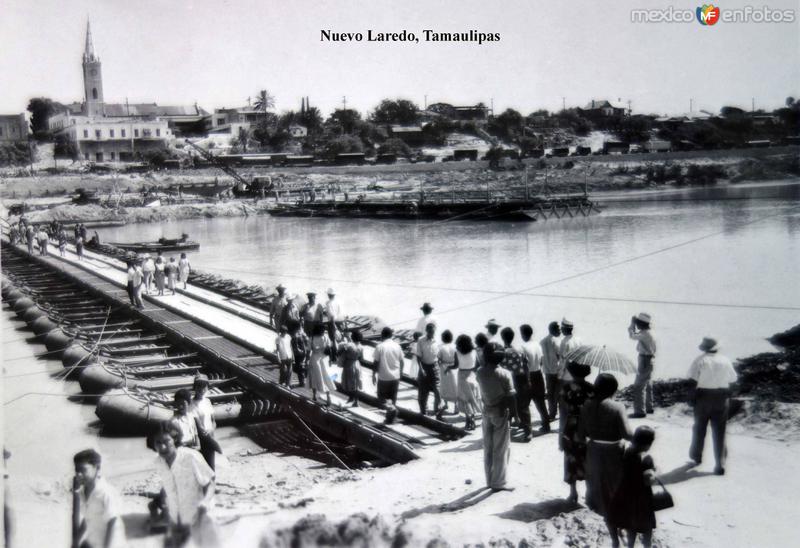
254 90 275 121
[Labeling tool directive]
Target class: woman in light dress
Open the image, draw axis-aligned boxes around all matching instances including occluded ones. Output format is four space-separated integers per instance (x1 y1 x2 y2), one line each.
178 252 191 290
154 255 166 296
308 323 336 406
454 334 482 430
437 330 459 413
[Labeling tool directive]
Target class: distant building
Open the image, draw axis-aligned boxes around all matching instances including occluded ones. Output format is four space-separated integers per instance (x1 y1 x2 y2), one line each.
579 100 629 121
288 124 308 138
48 21 205 162
208 106 262 135
389 125 425 145
0 114 28 142
426 103 490 122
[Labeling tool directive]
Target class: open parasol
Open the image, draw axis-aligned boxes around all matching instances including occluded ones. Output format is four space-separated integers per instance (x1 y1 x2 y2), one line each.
565 344 637 375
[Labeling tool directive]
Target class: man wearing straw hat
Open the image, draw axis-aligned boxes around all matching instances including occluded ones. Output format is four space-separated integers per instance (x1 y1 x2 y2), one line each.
415 303 438 335
628 312 657 418
688 337 738 475
270 284 288 330
325 288 345 356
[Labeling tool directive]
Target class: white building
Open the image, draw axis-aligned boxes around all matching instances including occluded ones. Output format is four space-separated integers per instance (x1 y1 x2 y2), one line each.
48 22 180 162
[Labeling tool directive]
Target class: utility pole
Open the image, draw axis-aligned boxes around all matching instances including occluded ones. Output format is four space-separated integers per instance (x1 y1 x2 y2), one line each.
424 94 427 110
562 96 566 111
751 97 755 112
689 98 693 113
490 98 494 116
342 96 347 111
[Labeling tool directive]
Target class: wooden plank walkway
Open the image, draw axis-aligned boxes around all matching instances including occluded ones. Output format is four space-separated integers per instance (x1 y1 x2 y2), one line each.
3 241 464 463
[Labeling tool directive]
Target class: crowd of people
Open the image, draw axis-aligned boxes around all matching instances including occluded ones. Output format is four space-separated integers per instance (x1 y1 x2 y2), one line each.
5 238 740 547
125 251 191 308
264 295 738 548
8 218 100 261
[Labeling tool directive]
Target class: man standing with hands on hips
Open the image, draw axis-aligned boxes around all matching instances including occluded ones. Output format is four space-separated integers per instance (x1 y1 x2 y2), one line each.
628 312 657 418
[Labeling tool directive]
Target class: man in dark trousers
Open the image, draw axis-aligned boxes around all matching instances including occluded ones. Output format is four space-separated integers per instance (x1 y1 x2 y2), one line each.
540 321 561 420
477 342 517 491
520 324 551 433
688 337 738 475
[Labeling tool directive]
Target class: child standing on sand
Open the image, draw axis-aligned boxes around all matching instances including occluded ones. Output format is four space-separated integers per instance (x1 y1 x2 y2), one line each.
608 426 658 548
71 449 126 548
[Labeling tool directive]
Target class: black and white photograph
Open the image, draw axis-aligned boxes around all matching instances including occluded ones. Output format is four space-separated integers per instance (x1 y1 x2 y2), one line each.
1 1 799 546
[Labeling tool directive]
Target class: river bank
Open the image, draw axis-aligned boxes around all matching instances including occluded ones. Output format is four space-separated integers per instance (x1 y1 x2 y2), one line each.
4 307 799 547
0 148 797 227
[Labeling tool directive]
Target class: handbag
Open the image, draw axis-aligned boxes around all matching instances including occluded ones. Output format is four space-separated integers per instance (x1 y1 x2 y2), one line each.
652 478 674 511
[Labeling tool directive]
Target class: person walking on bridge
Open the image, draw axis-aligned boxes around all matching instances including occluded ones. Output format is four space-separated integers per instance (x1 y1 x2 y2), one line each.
178 253 191 290
270 284 288 330
300 292 323 336
324 288 345 356
372 327 404 424
628 313 657 418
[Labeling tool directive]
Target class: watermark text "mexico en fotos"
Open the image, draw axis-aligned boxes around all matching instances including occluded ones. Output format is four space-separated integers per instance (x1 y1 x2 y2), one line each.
631 5 796 24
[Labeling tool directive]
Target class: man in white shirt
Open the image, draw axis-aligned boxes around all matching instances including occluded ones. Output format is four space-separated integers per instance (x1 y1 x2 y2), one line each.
688 337 738 475
324 288 345 356
372 327 404 424
416 322 442 418
520 324 550 433
415 302 438 335
539 321 561 420
72 449 126 548
270 284 288 330
628 312 657 418
152 426 219 546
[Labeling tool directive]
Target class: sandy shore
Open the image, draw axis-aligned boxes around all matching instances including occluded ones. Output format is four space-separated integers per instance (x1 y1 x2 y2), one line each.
4 301 798 547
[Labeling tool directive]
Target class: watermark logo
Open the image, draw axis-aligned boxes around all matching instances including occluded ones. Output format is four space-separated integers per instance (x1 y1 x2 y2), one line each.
632 4 795 24
696 4 721 25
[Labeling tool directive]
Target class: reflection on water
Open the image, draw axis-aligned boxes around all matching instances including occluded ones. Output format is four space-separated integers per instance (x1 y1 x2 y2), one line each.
98 182 800 378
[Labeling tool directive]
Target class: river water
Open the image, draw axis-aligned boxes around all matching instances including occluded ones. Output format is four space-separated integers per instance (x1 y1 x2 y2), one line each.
98 180 800 379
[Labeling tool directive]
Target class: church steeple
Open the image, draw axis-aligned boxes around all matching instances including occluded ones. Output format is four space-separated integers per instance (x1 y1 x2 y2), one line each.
83 20 98 62
82 18 104 117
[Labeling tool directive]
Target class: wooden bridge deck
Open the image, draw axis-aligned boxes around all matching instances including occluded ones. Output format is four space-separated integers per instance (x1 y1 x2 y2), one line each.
2 240 465 463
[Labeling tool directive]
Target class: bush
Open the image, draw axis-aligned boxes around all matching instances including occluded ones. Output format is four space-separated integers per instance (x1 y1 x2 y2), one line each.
0 143 32 166
377 138 412 158
685 164 727 185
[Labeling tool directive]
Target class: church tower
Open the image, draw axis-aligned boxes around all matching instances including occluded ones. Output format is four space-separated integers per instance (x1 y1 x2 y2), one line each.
82 20 104 117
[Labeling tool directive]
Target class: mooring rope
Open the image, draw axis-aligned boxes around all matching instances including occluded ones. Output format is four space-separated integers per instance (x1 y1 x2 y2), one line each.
290 409 353 473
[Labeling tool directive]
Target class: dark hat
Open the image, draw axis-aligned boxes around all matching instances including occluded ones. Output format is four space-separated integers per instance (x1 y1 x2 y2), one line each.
699 337 719 352
420 302 433 312
306 292 316 297
566 361 591 379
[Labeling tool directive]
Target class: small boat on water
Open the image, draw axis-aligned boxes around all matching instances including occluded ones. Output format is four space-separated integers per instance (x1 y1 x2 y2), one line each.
108 233 200 253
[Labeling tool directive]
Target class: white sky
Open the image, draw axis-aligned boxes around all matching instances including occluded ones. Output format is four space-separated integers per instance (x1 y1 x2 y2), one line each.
1 0 798 117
